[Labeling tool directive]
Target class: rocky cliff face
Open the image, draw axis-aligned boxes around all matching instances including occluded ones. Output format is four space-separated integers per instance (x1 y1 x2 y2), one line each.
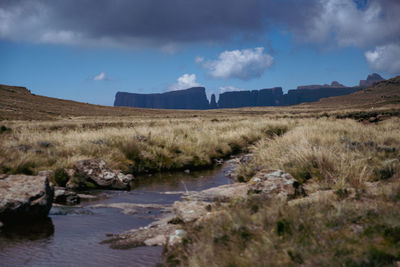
209 94 217 109
114 87 210 110
217 85 361 107
280 86 361 106
359 73 385 88
218 87 283 108
114 74 384 109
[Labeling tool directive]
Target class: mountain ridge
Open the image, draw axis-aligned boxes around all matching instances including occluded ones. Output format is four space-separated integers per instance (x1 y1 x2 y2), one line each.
114 74 384 109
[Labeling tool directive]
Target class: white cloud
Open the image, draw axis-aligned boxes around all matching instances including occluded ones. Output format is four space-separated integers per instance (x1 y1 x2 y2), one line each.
365 44 400 74
195 56 204 63
203 47 274 80
169 74 202 91
219 86 244 93
93 72 108 81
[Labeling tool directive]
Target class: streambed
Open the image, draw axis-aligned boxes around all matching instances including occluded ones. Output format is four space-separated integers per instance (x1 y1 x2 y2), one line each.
0 164 233 267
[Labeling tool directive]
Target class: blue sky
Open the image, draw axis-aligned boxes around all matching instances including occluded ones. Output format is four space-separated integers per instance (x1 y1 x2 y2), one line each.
1 0 399 106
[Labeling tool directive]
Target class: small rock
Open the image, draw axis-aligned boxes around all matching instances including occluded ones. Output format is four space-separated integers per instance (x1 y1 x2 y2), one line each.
73 159 134 190
240 154 253 165
66 178 80 191
135 135 147 142
184 169 190 174
144 235 166 246
54 188 80 205
65 169 75 178
168 229 187 246
214 159 224 165
173 201 210 223
350 224 364 234
248 170 304 200
77 194 97 200
37 141 54 148
91 139 106 145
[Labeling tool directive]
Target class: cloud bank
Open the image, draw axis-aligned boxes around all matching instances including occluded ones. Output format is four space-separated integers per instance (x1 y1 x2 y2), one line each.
0 0 261 47
1 0 400 75
1 0 399 50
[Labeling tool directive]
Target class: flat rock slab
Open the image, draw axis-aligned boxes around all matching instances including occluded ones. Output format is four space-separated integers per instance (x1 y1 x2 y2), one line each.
0 174 54 224
173 200 212 223
102 214 178 249
182 183 248 202
90 203 171 215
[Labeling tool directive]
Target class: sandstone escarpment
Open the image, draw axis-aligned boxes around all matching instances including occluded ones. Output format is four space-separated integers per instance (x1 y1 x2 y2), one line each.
113 74 384 109
218 87 283 108
114 87 210 109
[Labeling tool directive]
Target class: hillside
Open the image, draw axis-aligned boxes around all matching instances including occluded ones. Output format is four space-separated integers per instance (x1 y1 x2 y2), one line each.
1 76 399 121
0 84 191 120
312 76 400 108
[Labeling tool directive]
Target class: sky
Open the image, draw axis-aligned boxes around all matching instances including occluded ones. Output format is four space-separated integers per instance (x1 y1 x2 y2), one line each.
1 0 400 106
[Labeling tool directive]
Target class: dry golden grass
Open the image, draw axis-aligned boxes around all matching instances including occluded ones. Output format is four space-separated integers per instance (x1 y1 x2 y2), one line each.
164 117 400 267
0 115 292 176
237 118 400 189
167 183 400 266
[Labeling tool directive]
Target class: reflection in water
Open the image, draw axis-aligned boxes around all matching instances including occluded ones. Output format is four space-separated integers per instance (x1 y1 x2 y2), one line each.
0 163 232 267
0 218 54 241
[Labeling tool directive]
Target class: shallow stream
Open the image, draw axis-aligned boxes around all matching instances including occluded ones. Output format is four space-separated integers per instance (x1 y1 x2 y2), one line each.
0 164 233 267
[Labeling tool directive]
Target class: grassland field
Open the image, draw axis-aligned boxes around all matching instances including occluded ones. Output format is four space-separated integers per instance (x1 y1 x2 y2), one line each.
1 77 400 266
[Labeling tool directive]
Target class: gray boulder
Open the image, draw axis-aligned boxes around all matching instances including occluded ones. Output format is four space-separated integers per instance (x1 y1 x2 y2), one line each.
248 170 305 200
173 200 211 223
73 159 134 190
0 174 54 224
54 187 80 205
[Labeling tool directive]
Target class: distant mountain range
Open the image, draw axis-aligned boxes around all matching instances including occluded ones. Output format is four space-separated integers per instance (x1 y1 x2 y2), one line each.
114 74 385 109
1 74 399 121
